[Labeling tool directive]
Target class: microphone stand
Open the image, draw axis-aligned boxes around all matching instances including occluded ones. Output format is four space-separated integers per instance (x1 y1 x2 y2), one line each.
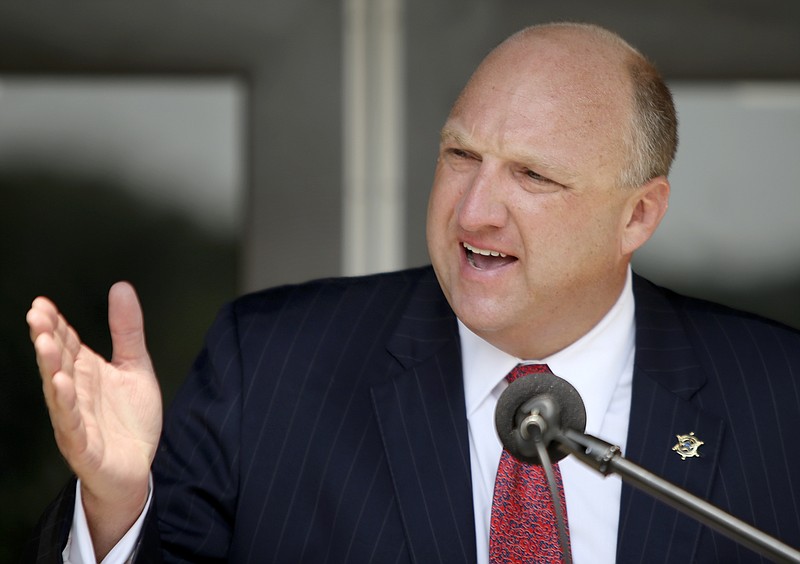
557 428 800 563
529 425 573 564
500 372 800 562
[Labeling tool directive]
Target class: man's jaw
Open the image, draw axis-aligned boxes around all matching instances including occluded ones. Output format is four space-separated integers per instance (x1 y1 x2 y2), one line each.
462 242 518 270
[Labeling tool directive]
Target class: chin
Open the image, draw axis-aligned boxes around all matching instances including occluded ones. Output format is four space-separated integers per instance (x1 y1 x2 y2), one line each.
452 299 513 335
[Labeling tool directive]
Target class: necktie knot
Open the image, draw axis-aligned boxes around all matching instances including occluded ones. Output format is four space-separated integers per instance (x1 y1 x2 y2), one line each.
506 363 551 384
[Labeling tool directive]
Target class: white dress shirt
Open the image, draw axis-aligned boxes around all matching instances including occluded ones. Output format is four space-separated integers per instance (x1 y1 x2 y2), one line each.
462 268 636 564
64 476 151 563
67 269 636 563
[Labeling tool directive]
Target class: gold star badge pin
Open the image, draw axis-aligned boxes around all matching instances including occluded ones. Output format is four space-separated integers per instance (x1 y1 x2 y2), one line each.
673 432 704 460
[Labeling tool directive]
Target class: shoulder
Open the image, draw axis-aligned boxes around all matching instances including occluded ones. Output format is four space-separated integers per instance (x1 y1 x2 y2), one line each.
231 265 436 318
201 266 440 344
634 273 800 337
633 273 800 372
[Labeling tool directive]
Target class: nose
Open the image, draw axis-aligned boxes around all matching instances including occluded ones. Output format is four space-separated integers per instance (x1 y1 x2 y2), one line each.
456 161 508 232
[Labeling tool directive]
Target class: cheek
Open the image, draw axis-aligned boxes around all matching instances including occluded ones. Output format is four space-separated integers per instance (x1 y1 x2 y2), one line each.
426 186 444 241
427 181 454 254
561 202 628 268
427 171 461 230
521 199 620 268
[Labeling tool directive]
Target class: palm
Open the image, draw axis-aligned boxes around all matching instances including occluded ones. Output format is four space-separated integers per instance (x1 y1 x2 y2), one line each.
29 282 163 506
67 342 162 495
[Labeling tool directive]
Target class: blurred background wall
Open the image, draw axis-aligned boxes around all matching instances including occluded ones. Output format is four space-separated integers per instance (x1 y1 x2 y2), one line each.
1 1 798 560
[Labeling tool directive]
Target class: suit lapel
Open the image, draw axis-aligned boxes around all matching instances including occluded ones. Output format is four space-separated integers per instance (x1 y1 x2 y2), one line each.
617 275 726 562
370 271 730 562
371 270 477 564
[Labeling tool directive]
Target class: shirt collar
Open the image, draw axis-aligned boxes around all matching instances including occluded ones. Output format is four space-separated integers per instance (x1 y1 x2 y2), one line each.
460 268 636 436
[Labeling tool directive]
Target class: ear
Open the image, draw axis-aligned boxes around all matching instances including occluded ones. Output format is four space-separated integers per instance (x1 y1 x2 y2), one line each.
621 176 670 256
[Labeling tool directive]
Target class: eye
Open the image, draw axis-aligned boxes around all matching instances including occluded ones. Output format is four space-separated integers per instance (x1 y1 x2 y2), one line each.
524 168 548 182
517 167 563 193
446 147 476 160
521 167 555 184
440 146 481 171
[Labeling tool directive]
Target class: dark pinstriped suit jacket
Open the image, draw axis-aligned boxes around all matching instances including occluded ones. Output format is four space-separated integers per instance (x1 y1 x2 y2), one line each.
27 266 800 563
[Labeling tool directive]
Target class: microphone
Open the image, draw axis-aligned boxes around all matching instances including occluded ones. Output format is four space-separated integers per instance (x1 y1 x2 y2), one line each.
494 369 582 564
493 369 800 563
494 369 586 465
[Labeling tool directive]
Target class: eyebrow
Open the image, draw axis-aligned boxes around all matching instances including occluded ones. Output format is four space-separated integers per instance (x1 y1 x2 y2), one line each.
439 127 469 146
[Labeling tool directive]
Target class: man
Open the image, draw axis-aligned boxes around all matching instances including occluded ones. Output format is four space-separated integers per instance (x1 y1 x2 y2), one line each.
26 22 800 563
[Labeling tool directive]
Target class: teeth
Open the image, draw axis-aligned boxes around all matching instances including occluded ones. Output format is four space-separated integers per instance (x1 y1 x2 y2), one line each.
462 242 507 258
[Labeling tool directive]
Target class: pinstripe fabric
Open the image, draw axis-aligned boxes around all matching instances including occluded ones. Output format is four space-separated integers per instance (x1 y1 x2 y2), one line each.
22 478 76 563
152 266 475 562
618 275 800 563
25 268 800 563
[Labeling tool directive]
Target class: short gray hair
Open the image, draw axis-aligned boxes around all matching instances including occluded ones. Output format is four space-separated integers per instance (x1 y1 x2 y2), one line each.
622 54 679 188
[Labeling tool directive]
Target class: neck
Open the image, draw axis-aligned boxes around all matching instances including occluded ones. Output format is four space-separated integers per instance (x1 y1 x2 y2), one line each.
483 271 630 360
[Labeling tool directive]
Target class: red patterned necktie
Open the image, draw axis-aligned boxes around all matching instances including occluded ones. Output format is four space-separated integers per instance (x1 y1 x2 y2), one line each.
489 364 570 563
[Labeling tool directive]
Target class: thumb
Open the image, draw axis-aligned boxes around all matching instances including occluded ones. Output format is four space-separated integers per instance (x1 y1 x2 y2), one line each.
108 281 152 371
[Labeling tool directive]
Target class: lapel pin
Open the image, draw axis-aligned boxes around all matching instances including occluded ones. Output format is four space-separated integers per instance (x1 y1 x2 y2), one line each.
672 432 704 460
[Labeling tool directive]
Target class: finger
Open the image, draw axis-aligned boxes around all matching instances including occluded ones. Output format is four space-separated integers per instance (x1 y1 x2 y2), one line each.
28 298 80 368
29 298 95 474
33 331 64 381
54 312 82 367
34 330 93 466
35 321 82 377
50 371 90 467
35 333 86 456
33 332 68 418
108 282 152 371
27 297 59 341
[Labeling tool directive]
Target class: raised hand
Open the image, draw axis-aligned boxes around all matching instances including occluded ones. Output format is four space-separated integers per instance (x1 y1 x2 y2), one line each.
27 282 163 558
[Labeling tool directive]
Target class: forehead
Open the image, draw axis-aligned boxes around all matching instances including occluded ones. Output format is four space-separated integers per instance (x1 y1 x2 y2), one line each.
445 33 633 176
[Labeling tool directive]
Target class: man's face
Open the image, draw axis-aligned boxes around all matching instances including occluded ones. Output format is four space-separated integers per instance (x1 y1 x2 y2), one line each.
426 35 644 358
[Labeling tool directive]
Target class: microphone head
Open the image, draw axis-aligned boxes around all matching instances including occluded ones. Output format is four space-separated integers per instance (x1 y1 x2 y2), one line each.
495 369 586 465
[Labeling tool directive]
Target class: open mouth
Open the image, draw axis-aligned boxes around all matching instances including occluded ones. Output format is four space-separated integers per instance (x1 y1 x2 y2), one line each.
462 242 518 270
